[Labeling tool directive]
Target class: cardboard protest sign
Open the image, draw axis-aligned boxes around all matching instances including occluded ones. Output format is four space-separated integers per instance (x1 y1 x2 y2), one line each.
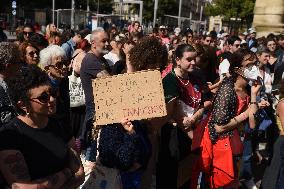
92 70 167 125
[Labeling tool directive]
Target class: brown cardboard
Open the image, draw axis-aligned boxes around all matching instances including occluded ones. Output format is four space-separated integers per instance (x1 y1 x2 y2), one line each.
92 70 167 125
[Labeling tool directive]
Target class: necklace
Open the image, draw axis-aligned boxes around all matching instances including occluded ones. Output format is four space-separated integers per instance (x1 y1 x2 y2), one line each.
177 76 190 86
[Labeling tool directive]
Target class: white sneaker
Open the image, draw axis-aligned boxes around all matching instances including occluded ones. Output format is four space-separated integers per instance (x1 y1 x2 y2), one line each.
243 178 258 189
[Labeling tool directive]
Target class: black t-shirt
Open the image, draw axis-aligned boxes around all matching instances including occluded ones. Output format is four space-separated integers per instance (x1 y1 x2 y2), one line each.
112 60 126 75
0 117 71 180
80 52 110 121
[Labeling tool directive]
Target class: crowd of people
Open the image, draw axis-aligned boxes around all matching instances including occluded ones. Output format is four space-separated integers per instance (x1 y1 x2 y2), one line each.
0 21 283 189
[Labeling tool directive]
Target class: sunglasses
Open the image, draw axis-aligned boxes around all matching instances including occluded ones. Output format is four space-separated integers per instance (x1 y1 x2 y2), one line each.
30 90 57 104
28 51 38 57
234 44 240 48
23 31 33 36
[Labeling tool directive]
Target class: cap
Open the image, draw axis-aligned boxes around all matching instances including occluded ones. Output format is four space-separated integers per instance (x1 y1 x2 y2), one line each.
159 25 166 29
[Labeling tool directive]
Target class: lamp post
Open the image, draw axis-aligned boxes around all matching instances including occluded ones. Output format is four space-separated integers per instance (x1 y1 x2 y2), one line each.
153 0 158 27
97 0 100 14
52 0 55 24
178 0 183 28
71 0 75 29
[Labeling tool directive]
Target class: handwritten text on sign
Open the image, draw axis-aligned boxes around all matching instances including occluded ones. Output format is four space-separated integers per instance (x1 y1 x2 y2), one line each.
92 70 167 125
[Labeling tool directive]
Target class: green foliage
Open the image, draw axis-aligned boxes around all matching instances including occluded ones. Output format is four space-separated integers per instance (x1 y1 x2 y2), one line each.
131 0 178 22
205 0 255 21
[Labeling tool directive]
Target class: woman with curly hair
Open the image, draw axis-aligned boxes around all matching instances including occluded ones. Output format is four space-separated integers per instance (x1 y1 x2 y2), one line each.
19 41 39 65
89 37 168 189
0 65 84 188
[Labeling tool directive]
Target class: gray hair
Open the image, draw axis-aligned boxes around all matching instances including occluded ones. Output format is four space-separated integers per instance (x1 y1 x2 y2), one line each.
0 42 21 72
39 45 66 69
90 27 105 42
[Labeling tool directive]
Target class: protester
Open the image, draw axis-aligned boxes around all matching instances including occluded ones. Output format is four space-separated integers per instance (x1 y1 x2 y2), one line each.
22 24 34 41
103 34 125 67
80 28 111 165
0 42 21 127
69 39 91 140
0 65 84 188
19 42 39 65
261 79 284 189
45 23 57 40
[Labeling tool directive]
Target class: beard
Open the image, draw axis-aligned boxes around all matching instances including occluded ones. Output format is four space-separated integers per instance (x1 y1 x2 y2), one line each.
101 49 109 55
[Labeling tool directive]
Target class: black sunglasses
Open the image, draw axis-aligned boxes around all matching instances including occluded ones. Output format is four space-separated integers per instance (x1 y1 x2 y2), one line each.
23 31 33 36
30 90 57 104
28 51 38 57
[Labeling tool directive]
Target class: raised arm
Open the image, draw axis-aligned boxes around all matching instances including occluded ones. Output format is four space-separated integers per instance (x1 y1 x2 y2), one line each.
0 150 71 189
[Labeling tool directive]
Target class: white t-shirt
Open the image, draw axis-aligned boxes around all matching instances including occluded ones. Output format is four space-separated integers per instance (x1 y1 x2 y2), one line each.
103 51 120 66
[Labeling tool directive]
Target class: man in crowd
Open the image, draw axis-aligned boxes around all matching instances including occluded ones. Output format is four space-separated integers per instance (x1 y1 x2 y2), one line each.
80 28 111 162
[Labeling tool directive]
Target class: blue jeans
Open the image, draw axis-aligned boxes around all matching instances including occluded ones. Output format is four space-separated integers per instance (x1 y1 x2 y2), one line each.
240 139 253 180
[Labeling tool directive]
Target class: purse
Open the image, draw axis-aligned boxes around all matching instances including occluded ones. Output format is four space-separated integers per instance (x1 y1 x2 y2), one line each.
68 70 85 107
229 129 243 156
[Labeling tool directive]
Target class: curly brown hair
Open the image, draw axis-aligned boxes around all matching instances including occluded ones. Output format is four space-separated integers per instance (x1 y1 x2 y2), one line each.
19 41 39 63
129 36 168 71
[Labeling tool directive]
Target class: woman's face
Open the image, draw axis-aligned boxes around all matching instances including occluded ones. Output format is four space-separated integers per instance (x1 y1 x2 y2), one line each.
49 24 57 32
46 55 67 79
267 41 277 52
27 84 57 117
176 51 197 73
25 46 39 65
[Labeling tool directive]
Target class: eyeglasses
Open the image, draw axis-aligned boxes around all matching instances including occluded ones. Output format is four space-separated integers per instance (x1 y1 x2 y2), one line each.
30 90 57 104
28 51 38 57
23 31 33 36
234 44 241 48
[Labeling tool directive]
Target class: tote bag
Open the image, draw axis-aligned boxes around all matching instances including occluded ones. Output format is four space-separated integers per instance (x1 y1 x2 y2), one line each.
69 70 85 107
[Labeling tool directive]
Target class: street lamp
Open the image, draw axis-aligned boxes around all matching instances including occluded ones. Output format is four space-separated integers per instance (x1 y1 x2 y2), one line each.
52 0 55 24
97 0 100 14
178 0 183 28
153 0 158 27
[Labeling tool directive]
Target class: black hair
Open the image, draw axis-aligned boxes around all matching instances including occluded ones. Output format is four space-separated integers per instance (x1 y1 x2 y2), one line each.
229 48 256 72
28 33 48 49
175 44 196 59
23 24 34 32
5 65 51 115
227 35 241 45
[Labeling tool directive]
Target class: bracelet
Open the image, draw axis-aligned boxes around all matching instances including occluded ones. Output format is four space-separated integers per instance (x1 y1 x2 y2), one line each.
250 102 257 105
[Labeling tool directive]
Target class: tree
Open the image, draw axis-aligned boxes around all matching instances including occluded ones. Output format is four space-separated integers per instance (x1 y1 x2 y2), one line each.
131 0 178 23
205 0 255 30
